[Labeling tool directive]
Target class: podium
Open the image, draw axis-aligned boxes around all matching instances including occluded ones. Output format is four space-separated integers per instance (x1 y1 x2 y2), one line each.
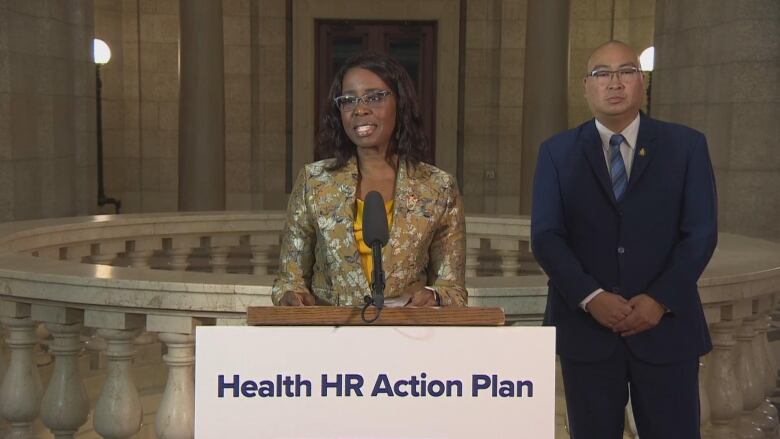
195 305 555 438
246 305 506 326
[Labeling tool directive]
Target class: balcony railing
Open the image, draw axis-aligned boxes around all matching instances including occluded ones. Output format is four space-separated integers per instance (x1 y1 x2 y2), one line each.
0 212 778 438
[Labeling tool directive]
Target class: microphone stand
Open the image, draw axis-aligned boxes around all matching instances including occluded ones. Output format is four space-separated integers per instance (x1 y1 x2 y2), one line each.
361 242 386 323
370 242 385 309
360 190 388 323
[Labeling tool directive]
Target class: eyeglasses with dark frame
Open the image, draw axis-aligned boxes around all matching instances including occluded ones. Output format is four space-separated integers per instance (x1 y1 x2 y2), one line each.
334 90 393 112
586 67 642 85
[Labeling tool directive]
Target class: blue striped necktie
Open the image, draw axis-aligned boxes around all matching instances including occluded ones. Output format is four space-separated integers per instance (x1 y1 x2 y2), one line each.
609 134 628 201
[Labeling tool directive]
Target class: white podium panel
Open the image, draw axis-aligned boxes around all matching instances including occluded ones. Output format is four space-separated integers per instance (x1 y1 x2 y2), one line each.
195 326 555 438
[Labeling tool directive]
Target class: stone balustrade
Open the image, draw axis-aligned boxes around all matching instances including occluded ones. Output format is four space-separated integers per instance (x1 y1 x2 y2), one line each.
0 212 778 438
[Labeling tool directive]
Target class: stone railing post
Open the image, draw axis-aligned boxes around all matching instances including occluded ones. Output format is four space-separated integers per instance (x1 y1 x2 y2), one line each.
168 236 200 271
90 242 123 266
707 321 742 438
518 240 542 274
156 333 195 439
699 355 713 436
34 247 60 259
208 235 239 274
0 326 6 380
33 304 89 439
168 248 192 271
465 236 482 277
210 247 231 273
148 315 197 439
761 313 777 392
734 318 765 438
60 245 91 263
490 237 521 277
126 238 160 269
86 310 145 439
128 250 155 269
554 358 568 438
745 313 779 437
755 313 779 436
496 249 521 276
249 233 278 275
0 301 43 439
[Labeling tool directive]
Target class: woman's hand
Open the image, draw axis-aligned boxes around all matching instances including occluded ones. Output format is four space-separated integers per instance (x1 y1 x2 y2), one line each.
279 290 316 306
406 288 440 307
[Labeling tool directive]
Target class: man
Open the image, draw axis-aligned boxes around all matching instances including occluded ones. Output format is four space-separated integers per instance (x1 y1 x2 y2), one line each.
531 41 717 439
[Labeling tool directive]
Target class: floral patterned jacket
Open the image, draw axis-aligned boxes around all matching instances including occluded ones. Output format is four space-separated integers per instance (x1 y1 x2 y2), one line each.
271 156 467 307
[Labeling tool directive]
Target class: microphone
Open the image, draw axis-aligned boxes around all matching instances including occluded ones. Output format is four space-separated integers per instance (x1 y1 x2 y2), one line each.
362 191 389 310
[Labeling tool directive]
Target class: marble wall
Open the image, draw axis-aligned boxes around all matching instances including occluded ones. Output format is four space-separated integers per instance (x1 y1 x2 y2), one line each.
251 0 288 211
0 0 95 221
653 0 780 241
97 0 180 213
568 0 655 127
93 0 286 213
89 0 657 217
224 0 252 210
4 0 777 243
462 0 527 214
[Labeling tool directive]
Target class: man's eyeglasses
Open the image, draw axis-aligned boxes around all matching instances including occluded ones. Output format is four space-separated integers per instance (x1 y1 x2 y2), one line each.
586 67 641 85
334 90 393 112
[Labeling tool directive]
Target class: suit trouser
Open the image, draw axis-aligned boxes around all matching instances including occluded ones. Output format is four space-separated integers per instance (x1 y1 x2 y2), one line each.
560 339 700 439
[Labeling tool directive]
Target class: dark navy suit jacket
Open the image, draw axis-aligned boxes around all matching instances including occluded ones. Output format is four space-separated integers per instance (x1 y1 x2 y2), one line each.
531 113 717 364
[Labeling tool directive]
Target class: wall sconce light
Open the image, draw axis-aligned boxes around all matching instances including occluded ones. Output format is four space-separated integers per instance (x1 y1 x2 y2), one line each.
94 38 121 214
640 46 655 116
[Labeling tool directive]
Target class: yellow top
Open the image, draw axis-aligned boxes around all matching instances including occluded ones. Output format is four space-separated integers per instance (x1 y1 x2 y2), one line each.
354 198 394 283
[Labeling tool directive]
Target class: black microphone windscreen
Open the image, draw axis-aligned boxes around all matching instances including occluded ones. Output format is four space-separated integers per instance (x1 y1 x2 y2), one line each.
363 191 389 246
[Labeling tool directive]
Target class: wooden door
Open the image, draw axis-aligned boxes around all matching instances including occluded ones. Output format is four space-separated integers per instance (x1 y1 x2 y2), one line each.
315 20 437 163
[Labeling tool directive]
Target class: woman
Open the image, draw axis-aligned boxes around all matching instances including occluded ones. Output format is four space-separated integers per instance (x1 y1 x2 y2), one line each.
272 52 466 307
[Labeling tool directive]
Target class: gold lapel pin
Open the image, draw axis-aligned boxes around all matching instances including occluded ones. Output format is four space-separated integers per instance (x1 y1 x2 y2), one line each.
638 147 647 157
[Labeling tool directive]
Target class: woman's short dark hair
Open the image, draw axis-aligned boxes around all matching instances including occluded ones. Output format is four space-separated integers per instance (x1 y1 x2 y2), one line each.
317 51 429 169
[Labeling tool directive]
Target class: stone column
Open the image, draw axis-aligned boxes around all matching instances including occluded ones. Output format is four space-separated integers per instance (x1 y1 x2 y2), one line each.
653 0 780 241
178 0 225 211
0 0 96 220
520 0 570 213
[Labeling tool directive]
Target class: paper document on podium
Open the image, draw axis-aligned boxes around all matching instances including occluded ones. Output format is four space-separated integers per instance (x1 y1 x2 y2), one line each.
383 292 413 307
